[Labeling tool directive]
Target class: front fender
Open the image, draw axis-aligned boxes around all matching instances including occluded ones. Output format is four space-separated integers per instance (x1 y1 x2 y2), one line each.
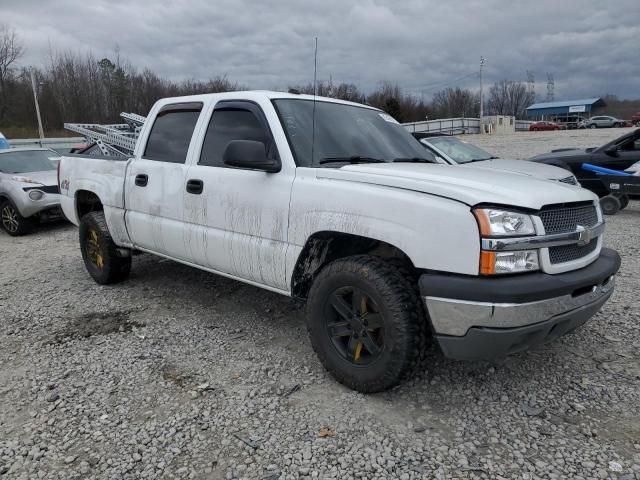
287 171 481 278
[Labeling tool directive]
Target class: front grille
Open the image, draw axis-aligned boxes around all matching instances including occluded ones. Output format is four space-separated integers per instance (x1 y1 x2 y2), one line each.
539 203 598 234
558 175 577 185
549 239 599 264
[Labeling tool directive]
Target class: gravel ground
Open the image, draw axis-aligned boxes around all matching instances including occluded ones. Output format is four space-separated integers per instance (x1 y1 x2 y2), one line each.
1 130 639 480
468 127 633 159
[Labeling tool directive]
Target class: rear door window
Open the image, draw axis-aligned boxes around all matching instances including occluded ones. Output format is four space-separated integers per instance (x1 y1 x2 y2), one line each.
143 103 203 163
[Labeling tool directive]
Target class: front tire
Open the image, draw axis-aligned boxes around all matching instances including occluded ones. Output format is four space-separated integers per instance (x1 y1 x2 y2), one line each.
79 211 131 284
589 124 597 129
614 194 629 210
0 200 33 236
305 255 428 393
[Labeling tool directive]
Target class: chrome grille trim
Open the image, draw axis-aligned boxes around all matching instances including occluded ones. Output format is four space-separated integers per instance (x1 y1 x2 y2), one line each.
481 222 604 251
558 175 577 185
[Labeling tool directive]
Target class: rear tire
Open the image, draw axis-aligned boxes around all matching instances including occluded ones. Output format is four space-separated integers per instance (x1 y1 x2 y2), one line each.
79 211 131 284
0 200 33 236
600 195 621 216
305 255 428 393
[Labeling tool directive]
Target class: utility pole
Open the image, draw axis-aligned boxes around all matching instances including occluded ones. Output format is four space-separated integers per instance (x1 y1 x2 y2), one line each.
479 56 485 133
30 68 45 145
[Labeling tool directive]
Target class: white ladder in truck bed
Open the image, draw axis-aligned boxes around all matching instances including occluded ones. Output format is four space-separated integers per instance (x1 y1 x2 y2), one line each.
64 112 147 157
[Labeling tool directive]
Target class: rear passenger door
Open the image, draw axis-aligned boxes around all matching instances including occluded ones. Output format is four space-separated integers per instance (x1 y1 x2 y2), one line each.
182 100 294 291
125 102 202 260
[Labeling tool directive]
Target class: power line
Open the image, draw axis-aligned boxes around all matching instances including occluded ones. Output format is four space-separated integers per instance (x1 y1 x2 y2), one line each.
404 71 479 93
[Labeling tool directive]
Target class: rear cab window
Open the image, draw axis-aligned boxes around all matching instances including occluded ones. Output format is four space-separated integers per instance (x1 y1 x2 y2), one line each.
143 102 203 163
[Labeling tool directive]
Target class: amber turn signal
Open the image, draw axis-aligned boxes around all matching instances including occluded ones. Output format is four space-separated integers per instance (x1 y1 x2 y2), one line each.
479 250 496 275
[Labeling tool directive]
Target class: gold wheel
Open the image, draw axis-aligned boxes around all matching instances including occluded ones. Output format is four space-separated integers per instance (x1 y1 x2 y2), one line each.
86 228 104 269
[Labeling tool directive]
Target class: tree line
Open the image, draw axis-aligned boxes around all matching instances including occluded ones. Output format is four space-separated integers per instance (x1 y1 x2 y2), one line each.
2 25 638 137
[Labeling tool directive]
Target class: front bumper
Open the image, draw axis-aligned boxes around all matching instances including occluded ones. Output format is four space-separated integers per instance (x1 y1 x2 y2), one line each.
420 248 621 360
16 193 62 218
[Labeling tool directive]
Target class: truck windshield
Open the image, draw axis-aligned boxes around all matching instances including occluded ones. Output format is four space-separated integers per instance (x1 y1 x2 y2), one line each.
0 150 57 174
428 137 495 164
273 99 430 167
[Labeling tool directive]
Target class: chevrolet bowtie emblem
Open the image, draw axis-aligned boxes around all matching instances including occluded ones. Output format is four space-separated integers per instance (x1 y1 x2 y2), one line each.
576 225 591 246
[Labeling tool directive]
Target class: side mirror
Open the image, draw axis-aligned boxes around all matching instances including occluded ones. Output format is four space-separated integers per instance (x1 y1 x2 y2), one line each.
223 140 281 173
604 146 619 156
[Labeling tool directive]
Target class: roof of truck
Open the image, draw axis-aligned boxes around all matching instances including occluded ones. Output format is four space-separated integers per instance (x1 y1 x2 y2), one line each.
156 90 380 110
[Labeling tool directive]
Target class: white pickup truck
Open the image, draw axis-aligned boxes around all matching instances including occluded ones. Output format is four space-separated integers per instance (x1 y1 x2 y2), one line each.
58 91 620 392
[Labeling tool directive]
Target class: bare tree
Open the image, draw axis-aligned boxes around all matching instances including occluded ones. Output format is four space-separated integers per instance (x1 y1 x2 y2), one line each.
0 25 24 123
431 87 479 118
287 80 365 103
487 79 530 118
366 82 430 122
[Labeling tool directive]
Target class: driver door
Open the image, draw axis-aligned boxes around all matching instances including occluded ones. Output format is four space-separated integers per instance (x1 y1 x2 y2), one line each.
615 134 640 167
181 100 294 291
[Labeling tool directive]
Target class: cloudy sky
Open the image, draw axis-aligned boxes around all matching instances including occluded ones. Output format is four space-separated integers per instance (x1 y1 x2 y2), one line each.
4 0 639 100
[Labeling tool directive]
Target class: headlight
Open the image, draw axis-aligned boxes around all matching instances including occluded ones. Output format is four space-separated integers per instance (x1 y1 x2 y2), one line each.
474 208 536 236
480 250 540 275
28 190 45 201
475 208 539 275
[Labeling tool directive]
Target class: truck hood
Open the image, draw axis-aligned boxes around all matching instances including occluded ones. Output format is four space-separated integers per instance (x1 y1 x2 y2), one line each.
317 163 596 210
460 158 570 180
8 170 58 187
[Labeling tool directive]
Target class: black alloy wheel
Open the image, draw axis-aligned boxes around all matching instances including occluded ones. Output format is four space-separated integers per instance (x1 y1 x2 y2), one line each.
325 286 385 365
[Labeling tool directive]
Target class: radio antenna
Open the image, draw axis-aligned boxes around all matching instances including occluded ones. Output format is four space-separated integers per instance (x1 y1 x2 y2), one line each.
311 37 318 165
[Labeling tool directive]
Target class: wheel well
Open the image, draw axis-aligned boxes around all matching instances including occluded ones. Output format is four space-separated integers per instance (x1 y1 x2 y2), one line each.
291 231 415 299
76 190 103 220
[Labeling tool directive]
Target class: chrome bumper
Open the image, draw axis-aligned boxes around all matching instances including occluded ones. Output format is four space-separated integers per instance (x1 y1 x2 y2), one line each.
425 275 615 337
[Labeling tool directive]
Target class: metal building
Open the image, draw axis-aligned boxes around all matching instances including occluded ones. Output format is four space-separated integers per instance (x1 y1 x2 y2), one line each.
525 98 606 120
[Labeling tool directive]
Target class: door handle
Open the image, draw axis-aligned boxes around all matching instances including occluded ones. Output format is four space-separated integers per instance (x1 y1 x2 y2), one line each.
186 179 204 195
135 174 148 187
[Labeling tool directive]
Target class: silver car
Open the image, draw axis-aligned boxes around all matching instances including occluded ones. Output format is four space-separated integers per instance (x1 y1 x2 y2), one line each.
0 148 64 236
580 116 625 129
415 134 579 185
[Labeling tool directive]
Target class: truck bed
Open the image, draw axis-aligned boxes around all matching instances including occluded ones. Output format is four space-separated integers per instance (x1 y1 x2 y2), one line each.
58 154 130 224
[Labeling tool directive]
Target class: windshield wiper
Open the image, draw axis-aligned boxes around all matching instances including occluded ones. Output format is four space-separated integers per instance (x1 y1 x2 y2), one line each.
319 156 386 165
466 157 494 163
392 157 435 163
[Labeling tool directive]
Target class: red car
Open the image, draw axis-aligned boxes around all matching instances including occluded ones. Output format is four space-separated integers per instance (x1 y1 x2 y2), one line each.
630 113 640 126
529 121 563 131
